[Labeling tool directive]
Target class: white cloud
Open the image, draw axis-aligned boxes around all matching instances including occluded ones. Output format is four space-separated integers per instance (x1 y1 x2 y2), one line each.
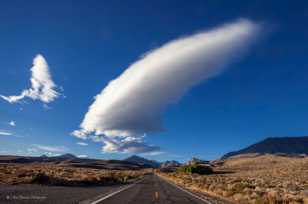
76 142 88 146
77 154 88 158
44 152 61 157
73 19 262 153
1 54 60 104
0 130 24 138
141 151 165 156
33 144 68 152
27 147 38 153
9 121 16 126
0 131 12 136
101 138 159 153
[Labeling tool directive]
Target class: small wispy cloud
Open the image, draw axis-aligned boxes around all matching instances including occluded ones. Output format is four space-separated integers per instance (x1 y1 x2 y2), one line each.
77 154 88 158
77 142 88 146
0 131 13 136
141 151 165 156
44 152 61 157
9 121 16 127
1 54 60 104
27 147 38 153
32 144 68 152
0 150 8 154
0 130 23 138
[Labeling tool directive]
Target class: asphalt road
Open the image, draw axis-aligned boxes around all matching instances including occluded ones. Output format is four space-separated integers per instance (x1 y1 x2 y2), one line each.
89 174 213 204
0 174 221 204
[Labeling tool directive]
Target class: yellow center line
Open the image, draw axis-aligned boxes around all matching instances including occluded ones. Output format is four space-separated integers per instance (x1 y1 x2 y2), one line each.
155 191 159 200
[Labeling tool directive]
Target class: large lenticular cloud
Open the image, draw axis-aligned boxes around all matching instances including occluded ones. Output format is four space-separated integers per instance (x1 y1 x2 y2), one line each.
73 19 262 153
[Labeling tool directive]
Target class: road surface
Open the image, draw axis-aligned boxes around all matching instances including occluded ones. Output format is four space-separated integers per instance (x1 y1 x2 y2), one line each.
0 183 123 204
88 174 214 204
0 174 225 204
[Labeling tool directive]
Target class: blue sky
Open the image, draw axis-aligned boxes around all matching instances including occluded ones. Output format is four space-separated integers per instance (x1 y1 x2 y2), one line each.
0 0 308 162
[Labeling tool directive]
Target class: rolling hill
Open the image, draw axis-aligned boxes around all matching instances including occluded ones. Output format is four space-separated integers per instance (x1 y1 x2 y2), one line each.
0 154 151 170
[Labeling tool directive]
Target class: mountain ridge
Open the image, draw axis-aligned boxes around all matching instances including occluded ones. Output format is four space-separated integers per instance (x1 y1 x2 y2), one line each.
222 136 308 159
0 154 153 170
124 155 160 168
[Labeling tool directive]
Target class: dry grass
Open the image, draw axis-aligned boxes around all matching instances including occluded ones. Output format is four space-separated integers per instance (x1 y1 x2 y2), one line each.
159 154 308 204
0 163 149 186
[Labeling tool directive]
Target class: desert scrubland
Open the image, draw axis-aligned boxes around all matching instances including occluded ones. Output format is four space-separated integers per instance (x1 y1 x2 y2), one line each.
159 154 308 204
0 164 149 186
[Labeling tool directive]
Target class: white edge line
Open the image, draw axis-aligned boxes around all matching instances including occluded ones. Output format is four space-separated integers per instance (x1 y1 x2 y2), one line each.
156 174 213 204
89 178 144 204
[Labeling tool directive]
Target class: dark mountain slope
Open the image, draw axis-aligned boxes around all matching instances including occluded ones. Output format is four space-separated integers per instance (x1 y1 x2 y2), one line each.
160 160 181 168
222 136 308 159
124 155 160 168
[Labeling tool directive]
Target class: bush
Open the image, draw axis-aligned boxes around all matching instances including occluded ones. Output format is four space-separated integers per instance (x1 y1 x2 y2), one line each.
31 172 51 184
177 164 213 175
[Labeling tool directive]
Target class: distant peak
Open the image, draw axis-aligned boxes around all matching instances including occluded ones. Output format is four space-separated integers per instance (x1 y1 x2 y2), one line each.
124 155 160 168
57 153 77 159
